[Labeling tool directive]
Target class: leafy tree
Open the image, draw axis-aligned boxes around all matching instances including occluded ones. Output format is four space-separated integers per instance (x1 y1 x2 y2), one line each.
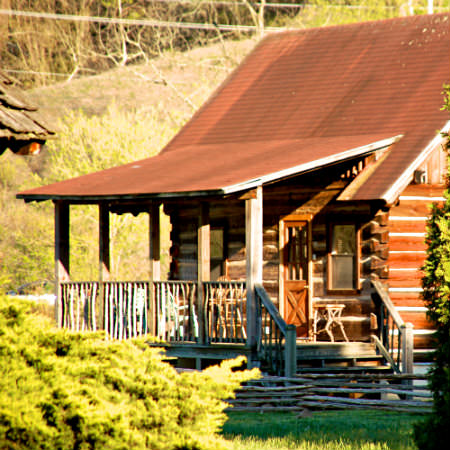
0 294 258 450
2 0 254 87
0 105 179 290
414 86 450 450
285 0 449 29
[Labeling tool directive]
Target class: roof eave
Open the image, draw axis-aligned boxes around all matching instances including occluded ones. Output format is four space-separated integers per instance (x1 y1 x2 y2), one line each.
221 135 403 195
382 122 450 206
16 189 227 204
17 135 402 204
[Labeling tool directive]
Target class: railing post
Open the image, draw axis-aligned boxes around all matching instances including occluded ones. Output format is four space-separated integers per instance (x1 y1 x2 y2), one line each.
198 202 210 344
285 324 297 377
99 203 110 331
402 322 414 374
149 203 161 336
245 186 263 361
54 201 70 328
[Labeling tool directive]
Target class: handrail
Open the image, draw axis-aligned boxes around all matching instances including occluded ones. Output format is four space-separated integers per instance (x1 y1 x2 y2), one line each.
255 284 296 377
372 280 404 326
371 280 414 374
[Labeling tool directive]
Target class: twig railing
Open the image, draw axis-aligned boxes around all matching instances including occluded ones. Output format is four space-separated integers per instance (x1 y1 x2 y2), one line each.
204 281 246 343
371 280 414 374
61 281 99 331
255 284 297 377
154 281 198 342
60 280 249 345
103 281 150 339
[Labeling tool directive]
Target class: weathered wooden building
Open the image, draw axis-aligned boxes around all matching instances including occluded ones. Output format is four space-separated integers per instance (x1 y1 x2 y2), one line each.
18 13 450 375
0 70 54 155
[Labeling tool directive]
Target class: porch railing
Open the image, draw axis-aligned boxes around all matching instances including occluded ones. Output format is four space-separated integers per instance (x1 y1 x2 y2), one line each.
60 280 247 344
371 280 414 374
204 281 246 344
154 281 198 342
255 284 296 377
103 281 150 339
61 281 99 332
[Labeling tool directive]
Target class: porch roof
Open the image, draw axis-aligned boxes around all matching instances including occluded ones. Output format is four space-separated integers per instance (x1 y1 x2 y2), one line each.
18 13 450 203
17 134 397 201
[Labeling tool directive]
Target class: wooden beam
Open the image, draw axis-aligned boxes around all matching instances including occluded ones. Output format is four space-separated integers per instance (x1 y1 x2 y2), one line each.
402 323 414 374
246 185 263 353
55 201 70 327
198 203 210 282
98 203 110 330
338 151 390 201
239 189 257 200
149 203 161 335
99 203 110 280
198 202 210 344
150 203 161 281
288 180 345 217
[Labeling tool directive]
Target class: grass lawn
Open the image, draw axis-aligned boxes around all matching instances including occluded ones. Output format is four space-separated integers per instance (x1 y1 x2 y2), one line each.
223 410 420 450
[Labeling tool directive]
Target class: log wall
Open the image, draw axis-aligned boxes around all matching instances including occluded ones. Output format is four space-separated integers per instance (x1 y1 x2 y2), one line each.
388 183 445 360
162 145 449 346
310 203 387 341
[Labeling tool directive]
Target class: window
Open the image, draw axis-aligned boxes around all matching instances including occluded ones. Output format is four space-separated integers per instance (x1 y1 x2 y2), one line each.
327 223 360 292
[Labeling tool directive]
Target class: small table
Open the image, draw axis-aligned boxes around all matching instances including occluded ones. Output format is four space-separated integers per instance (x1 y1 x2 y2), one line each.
313 303 349 342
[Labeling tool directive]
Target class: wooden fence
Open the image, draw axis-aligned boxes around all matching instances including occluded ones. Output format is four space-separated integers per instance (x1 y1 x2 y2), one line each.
229 373 432 414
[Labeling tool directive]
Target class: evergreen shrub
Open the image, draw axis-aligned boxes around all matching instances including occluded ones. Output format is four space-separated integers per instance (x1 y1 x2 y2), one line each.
0 295 258 450
413 86 450 450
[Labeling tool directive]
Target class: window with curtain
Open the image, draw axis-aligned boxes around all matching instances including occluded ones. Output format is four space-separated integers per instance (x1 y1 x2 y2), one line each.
328 223 359 292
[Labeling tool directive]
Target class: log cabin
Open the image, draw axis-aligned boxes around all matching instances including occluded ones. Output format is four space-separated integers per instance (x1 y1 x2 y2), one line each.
0 70 54 155
17 13 450 376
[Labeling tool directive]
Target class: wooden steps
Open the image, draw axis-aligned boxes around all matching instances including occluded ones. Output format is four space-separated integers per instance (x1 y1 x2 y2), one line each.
295 342 393 374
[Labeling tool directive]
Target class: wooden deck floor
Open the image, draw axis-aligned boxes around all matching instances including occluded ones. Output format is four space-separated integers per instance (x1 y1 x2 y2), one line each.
150 340 389 373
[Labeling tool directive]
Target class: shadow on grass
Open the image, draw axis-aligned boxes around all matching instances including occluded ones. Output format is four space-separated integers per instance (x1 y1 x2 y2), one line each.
223 410 419 450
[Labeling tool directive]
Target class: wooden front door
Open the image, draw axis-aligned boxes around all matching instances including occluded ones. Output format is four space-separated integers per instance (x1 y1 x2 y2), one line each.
281 220 310 338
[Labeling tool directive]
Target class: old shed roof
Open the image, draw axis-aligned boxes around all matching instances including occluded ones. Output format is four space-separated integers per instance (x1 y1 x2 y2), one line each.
18 13 450 203
0 70 55 154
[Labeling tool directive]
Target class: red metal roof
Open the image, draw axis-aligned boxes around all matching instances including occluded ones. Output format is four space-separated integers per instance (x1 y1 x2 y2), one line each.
18 13 450 202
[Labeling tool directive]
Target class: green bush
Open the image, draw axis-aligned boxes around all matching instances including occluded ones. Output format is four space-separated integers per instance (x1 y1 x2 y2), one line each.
414 87 450 450
0 294 258 450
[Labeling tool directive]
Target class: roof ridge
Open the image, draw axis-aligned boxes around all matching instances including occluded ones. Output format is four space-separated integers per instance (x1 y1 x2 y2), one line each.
266 11 450 37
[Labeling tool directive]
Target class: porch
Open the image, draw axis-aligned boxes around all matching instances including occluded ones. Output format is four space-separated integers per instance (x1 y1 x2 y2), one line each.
58 278 413 376
24 154 416 376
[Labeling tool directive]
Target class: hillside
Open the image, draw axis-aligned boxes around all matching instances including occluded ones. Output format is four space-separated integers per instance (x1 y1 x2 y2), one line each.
28 38 257 124
1 1 439 290
0 37 257 291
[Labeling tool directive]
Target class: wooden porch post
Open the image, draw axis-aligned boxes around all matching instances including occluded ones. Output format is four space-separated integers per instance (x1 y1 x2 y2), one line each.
402 322 414 374
149 203 161 335
197 202 210 346
54 201 70 327
98 203 110 330
246 186 263 356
